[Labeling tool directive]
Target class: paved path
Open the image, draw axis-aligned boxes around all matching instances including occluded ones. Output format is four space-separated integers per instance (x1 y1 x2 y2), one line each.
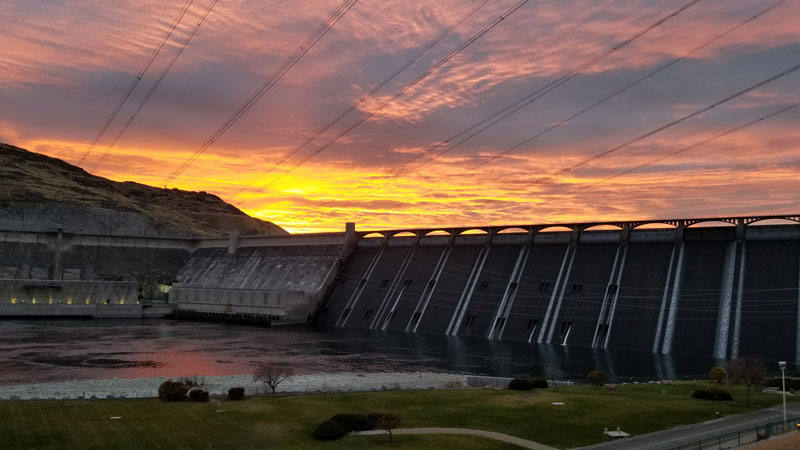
582 403 800 450
353 427 559 450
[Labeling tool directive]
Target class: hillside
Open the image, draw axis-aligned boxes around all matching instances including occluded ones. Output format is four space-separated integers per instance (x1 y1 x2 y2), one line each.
0 143 287 237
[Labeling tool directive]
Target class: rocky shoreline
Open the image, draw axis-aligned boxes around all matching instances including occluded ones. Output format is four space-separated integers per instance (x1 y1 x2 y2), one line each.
0 372 480 400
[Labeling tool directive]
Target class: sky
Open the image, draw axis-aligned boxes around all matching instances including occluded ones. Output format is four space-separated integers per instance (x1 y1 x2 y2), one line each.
1 0 799 233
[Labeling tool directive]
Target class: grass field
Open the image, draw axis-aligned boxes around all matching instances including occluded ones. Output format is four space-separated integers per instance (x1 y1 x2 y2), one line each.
1 381 796 450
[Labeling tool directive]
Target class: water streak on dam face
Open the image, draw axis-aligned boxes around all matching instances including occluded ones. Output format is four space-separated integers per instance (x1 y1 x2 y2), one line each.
318 216 800 361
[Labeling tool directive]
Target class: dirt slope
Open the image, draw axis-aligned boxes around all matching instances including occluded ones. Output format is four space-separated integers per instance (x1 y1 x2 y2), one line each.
0 143 287 237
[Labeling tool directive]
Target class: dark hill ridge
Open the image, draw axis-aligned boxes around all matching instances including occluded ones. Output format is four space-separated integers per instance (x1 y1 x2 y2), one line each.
0 143 287 237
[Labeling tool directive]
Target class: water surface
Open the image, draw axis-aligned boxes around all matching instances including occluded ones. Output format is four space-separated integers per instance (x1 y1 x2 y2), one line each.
0 319 721 385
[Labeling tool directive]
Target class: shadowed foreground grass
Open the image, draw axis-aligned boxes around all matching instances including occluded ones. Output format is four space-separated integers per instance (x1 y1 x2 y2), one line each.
1 382 796 450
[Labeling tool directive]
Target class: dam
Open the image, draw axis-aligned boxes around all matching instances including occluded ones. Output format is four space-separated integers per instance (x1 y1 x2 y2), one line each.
2 215 799 363
316 215 800 363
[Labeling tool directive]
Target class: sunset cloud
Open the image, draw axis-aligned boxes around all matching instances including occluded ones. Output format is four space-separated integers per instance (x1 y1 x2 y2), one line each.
1 0 799 233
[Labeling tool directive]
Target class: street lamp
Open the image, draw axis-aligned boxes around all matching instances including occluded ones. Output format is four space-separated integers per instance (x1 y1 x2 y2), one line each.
779 361 787 424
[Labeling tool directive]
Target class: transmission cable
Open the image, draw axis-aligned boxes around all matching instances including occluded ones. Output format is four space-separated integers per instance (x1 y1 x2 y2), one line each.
76 0 195 167
229 0 493 200
355 0 789 209
559 62 800 174
474 0 787 169
91 0 219 173
163 0 359 186
353 65 800 219
306 0 703 212
235 0 531 206
393 0 703 176
575 101 799 191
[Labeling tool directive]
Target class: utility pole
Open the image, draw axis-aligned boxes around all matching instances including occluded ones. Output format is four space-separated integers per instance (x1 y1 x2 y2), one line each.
779 361 787 424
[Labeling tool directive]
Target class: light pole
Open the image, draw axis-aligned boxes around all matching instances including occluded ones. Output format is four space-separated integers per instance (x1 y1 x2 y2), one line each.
779 361 787 425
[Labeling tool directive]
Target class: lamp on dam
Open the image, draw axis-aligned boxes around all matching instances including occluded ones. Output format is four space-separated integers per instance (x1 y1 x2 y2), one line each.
779 360 787 424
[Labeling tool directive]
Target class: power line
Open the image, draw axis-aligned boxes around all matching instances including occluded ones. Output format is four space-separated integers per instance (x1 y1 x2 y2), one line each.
393 0 703 176
163 0 359 186
560 62 800 174
76 0 195 167
576 101 799 191
235 0 531 206
229 0 493 201
473 0 788 169
367 0 790 212
91 0 219 173
308 0 704 212
363 67 799 218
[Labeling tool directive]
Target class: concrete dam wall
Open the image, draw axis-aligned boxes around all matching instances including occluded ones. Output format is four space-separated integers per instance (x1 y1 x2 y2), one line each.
316 218 800 362
0 230 192 317
0 227 353 322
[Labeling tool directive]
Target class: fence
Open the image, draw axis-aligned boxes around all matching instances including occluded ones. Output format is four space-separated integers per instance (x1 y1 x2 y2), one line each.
667 416 800 450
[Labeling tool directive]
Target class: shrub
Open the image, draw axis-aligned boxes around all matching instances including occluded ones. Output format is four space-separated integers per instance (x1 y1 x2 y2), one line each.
189 389 209 402
766 377 800 391
312 420 347 441
709 366 727 384
331 413 374 431
692 388 733 401
158 380 187 401
228 387 245 401
529 377 548 389
508 378 532 390
587 370 609 386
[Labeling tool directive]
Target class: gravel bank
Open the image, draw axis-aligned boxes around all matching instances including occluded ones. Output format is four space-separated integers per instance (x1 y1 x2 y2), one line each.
0 372 472 400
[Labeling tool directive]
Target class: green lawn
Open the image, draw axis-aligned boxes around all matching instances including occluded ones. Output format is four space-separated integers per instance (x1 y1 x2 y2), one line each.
1 382 796 450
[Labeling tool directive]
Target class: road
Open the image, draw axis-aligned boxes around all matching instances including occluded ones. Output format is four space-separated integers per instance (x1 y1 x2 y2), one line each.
582 403 800 450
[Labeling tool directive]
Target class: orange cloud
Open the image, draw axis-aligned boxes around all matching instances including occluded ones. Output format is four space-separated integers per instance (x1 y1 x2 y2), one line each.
2 0 799 233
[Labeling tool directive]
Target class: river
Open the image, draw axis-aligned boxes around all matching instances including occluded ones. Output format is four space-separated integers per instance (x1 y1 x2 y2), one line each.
0 318 722 385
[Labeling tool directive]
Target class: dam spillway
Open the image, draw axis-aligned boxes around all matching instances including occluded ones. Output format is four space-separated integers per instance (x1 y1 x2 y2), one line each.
316 216 800 362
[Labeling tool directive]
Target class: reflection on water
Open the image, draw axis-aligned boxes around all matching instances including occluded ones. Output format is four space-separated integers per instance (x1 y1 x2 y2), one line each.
0 319 721 385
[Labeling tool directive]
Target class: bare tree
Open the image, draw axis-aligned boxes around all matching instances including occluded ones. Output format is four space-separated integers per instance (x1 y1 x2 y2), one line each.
253 364 294 394
728 357 765 406
374 413 402 444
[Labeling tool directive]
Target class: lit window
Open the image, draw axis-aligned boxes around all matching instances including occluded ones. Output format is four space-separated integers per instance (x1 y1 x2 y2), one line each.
10 298 16 304
32 298 37 304
85 298 90 304
67 298 72 305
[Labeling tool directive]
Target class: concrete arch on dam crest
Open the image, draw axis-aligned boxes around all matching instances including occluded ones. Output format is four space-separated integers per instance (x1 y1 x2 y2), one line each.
582 224 623 231
389 231 417 237
746 217 800 226
457 228 490 235
631 222 678 230
422 230 451 236
536 225 574 233
495 227 530 234
360 232 386 239
685 220 736 228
